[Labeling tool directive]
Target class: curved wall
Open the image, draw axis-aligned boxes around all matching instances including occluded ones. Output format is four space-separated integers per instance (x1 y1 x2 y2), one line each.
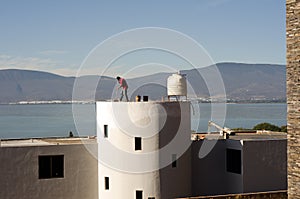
96 101 191 199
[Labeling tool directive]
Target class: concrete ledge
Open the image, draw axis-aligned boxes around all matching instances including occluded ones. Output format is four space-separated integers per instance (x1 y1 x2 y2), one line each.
176 190 287 199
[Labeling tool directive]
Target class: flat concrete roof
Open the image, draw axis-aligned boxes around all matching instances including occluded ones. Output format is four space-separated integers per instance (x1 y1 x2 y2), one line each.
229 131 287 141
0 136 97 147
97 100 189 103
192 131 287 141
1 131 286 148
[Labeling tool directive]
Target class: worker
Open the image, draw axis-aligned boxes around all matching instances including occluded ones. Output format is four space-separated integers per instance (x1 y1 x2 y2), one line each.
116 76 129 101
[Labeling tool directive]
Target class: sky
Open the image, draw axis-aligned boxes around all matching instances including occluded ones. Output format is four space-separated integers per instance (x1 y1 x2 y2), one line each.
0 0 286 78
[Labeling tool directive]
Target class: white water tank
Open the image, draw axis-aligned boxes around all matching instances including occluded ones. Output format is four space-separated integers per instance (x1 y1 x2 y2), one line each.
167 73 187 97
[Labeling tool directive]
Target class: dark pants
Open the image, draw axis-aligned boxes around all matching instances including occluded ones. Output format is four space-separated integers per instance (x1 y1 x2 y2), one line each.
120 88 129 101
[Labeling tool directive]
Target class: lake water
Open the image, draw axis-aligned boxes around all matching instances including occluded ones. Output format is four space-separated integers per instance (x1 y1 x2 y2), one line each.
0 103 287 139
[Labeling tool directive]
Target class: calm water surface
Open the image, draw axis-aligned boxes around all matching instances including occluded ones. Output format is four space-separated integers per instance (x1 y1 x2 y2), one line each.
0 103 287 139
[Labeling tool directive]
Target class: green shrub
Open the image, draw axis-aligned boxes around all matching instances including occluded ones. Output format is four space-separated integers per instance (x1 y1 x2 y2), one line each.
280 125 287 132
253 122 281 132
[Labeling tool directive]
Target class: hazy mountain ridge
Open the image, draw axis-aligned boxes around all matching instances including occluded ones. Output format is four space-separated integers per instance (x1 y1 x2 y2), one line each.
208 63 286 100
0 63 286 103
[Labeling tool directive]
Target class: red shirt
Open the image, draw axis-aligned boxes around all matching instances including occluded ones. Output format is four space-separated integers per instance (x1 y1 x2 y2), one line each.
119 78 128 89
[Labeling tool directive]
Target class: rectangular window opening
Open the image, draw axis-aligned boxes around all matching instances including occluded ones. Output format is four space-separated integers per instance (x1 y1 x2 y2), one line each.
135 137 142 151
104 125 108 138
148 197 155 199
172 154 177 168
39 155 64 179
105 177 109 190
226 149 241 174
136 190 143 199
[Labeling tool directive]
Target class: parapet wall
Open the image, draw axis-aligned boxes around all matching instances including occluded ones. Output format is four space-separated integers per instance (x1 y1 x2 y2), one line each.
176 190 287 199
286 0 300 198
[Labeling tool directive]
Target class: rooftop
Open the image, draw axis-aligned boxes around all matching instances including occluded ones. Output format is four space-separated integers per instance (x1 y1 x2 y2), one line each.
0 136 97 147
0 131 287 148
192 131 287 141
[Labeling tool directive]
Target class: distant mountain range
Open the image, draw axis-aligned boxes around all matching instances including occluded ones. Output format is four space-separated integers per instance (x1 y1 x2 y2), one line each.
0 63 286 104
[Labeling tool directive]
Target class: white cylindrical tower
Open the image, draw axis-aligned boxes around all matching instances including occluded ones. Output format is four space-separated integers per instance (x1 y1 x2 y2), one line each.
96 101 191 199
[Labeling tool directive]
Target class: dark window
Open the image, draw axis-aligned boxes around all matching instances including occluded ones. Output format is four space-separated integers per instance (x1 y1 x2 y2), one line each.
104 125 108 138
143 96 148 101
105 177 109 190
39 155 64 179
136 190 143 199
172 154 177 168
135 137 142 151
226 149 241 174
148 197 155 199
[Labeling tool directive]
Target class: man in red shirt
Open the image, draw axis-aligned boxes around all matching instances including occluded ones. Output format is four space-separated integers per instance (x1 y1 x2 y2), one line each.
116 76 129 101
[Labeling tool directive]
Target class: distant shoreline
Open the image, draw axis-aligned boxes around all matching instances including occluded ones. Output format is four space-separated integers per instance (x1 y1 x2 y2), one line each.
0 99 287 105
6 100 95 105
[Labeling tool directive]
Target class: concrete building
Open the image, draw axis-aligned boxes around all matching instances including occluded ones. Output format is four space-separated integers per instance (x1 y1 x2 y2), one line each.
191 133 287 196
0 138 98 199
96 100 287 199
0 99 287 199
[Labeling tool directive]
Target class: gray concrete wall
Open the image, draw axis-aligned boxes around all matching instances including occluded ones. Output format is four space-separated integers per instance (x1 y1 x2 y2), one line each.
224 140 244 194
159 102 192 199
0 144 98 199
243 140 287 193
286 0 300 198
191 138 287 197
191 140 228 196
192 139 244 196
160 148 192 199
176 190 287 199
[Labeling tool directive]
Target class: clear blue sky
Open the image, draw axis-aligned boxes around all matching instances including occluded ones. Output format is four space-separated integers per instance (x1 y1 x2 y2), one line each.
0 0 285 77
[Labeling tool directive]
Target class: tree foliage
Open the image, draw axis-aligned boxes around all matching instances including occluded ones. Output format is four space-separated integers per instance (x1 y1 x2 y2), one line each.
280 125 287 132
253 122 282 132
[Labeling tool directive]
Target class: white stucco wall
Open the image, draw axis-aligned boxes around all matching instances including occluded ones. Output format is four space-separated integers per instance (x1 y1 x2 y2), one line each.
96 101 192 199
158 102 192 199
99 166 161 199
